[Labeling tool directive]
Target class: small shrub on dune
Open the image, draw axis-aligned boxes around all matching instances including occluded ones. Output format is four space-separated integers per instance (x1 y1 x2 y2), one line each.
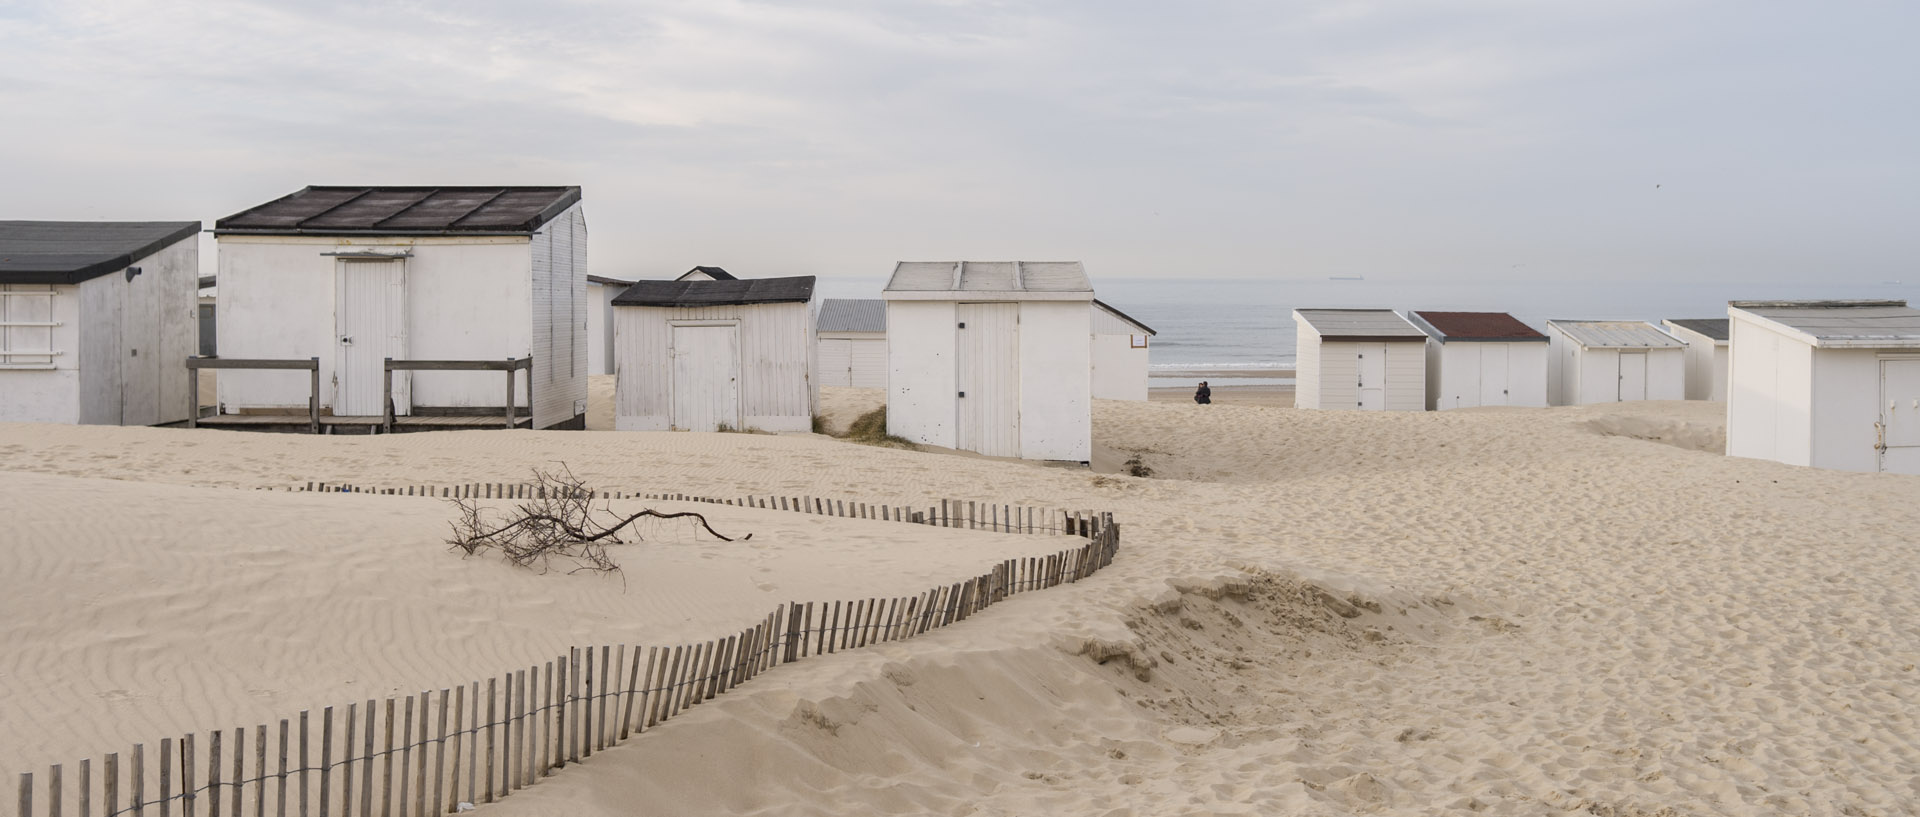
841 407 918 450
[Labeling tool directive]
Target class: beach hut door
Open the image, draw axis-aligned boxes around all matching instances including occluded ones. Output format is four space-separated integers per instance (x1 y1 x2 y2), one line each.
1356 343 1387 409
334 260 407 417
956 303 1020 456
1618 352 1647 401
1881 359 1920 473
1479 344 1509 405
670 324 740 432
819 338 852 387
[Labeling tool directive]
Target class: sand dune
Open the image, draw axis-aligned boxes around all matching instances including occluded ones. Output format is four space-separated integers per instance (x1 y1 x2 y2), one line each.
3 392 1918 815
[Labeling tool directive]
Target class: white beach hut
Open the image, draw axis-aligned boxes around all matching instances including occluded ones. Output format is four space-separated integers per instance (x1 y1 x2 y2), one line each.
1726 300 1920 474
883 261 1092 462
612 276 818 432
587 275 633 376
1091 300 1155 401
1 221 200 425
214 186 589 429
1407 311 1549 410
1293 309 1427 411
816 298 886 388
1546 320 1685 406
1662 318 1729 401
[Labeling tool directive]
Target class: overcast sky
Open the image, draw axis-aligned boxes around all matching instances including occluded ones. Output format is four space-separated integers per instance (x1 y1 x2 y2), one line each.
2 0 1915 282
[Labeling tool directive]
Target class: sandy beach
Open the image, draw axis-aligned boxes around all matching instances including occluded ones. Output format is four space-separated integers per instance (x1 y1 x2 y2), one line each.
3 379 1917 815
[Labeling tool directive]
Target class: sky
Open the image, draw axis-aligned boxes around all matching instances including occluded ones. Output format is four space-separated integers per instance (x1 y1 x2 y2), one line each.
1 0 1915 283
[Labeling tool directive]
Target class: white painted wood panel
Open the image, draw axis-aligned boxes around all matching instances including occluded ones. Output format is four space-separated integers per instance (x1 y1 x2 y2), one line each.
884 301 956 446
1295 323 1321 409
1619 352 1647 401
333 260 406 417
615 301 814 432
849 337 886 388
819 338 851 386
956 302 1020 457
1478 344 1507 405
670 324 740 431
1881 359 1920 473
1356 342 1387 409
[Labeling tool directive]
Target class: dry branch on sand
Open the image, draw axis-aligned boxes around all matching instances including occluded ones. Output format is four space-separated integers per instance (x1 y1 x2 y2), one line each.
446 465 747 578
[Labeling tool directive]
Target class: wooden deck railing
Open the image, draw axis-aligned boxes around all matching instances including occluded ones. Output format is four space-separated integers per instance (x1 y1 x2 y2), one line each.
185 357 321 433
382 358 533 433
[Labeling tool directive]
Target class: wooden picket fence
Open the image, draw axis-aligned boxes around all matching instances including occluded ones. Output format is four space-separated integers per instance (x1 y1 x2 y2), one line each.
14 487 1121 817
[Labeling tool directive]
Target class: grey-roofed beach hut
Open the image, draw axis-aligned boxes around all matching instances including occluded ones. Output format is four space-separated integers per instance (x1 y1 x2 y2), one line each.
2 220 200 425
1293 309 1427 410
214 186 589 429
1091 300 1156 401
1408 311 1549 410
1727 300 1920 474
1662 318 1730 401
883 261 1094 461
587 274 633 376
1545 320 1685 406
612 276 818 432
816 298 886 388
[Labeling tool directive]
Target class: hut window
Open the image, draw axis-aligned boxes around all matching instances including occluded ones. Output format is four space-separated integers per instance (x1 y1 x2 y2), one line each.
1131 334 1148 349
0 286 60 369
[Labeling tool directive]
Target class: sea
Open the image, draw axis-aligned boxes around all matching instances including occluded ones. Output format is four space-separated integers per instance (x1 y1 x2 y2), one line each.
813 277 1915 386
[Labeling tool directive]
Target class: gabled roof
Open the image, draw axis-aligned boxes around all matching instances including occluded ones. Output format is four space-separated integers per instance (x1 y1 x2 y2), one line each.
1729 300 1920 348
676 266 736 281
1662 318 1729 342
1093 299 1156 335
215 186 581 236
882 261 1094 301
0 221 201 284
614 276 816 308
1547 320 1684 349
1409 311 1546 342
587 275 634 287
818 299 885 333
1294 309 1427 342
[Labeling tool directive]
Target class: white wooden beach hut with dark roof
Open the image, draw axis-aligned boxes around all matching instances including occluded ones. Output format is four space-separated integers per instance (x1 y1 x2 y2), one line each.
587 274 633 376
1545 320 1685 406
1407 311 1549 410
1293 309 1427 410
612 276 818 432
1 220 200 425
1662 318 1730 401
816 298 886 388
1726 300 1920 474
1091 300 1156 401
883 261 1093 462
213 186 589 429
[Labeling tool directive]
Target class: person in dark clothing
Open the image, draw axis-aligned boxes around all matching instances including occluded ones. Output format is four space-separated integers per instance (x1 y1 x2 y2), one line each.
1194 381 1211 404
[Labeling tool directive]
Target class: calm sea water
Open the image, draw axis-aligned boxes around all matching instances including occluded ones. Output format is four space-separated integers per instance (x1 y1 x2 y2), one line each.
814 277 1915 386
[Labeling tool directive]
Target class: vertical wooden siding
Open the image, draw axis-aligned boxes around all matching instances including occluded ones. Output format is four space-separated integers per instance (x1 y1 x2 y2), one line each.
528 205 588 428
614 302 814 428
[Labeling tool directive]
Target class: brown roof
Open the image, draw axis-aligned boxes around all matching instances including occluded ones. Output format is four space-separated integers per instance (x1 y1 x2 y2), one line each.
1411 311 1546 342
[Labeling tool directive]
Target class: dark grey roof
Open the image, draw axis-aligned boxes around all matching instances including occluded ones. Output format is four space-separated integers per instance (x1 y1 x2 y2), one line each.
614 276 816 308
1664 318 1729 342
215 187 580 236
586 275 634 286
1093 299 1156 335
0 221 201 284
818 299 885 333
1294 309 1427 342
677 266 736 281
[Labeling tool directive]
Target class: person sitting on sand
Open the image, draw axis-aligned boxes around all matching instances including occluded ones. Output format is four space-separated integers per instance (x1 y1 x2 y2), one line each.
1195 381 1211 404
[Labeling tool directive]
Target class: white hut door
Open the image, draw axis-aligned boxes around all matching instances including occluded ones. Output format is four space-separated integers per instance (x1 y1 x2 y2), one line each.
670 324 740 432
1618 352 1647 401
956 303 1019 457
1881 359 1920 473
334 260 406 417
1356 343 1387 410
819 339 852 387
1479 344 1509 406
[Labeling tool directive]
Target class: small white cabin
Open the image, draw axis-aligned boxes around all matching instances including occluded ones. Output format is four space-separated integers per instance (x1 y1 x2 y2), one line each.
1407 311 1549 410
1662 318 1729 401
816 298 886 388
1726 300 1920 474
1 221 200 425
214 186 589 429
676 266 735 282
613 276 818 432
1546 320 1685 406
883 261 1092 462
587 275 632 376
1293 309 1426 410
1091 300 1155 401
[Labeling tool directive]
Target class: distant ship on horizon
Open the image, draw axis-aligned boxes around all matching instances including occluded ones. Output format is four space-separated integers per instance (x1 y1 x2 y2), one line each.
1328 275 1365 281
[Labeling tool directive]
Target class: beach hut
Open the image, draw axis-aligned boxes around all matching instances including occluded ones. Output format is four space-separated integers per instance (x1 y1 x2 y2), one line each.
1545 320 1685 406
1091 300 1156 401
611 276 818 432
587 275 632 376
1292 309 1427 410
1 220 201 425
1407 311 1548 410
676 266 735 282
1726 300 1920 474
816 298 886 388
882 261 1092 461
1662 318 1730 401
214 186 588 429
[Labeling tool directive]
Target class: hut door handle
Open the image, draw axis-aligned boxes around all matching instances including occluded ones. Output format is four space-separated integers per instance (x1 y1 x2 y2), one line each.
340 336 354 345
958 391 966 398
